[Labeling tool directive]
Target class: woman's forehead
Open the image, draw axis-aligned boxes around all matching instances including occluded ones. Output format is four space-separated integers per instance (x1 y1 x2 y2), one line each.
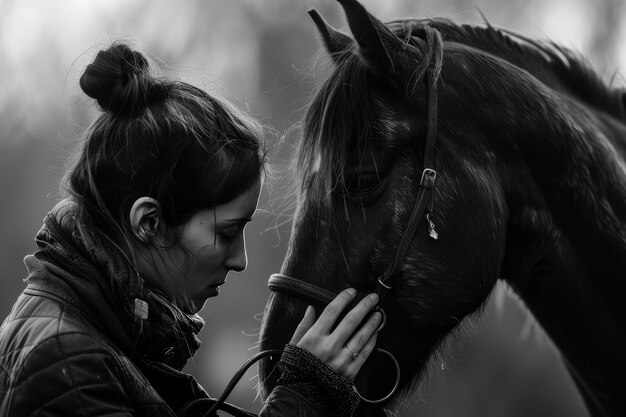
213 180 262 220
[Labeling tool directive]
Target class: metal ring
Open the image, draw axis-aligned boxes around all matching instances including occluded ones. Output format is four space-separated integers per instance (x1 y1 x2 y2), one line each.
355 348 401 404
345 345 359 359
377 276 392 290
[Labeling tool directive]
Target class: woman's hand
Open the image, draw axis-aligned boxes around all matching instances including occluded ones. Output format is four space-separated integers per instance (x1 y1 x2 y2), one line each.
289 288 382 382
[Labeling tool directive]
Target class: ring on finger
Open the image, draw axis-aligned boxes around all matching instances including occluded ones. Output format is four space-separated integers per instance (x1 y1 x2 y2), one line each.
345 345 359 359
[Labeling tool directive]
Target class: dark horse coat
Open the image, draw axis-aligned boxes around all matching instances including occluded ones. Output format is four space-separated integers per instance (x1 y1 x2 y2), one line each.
0 200 358 417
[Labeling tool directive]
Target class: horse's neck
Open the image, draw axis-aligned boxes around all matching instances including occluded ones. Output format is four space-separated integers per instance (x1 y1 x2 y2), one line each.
502 108 626 415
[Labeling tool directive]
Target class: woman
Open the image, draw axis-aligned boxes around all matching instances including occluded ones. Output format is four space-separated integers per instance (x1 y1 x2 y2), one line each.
0 43 382 417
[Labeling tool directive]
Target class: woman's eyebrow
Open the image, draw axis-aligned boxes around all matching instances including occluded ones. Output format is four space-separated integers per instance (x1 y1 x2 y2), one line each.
221 217 253 223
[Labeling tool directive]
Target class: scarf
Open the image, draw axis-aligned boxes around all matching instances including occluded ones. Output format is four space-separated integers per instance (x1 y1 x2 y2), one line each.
23 199 205 370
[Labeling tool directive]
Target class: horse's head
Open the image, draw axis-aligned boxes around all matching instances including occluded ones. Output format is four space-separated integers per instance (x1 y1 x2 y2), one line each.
259 0 580 413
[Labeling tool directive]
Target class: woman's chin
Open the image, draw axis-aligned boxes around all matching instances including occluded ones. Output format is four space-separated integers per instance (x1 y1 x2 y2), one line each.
181 298 206 315
183 287 220 314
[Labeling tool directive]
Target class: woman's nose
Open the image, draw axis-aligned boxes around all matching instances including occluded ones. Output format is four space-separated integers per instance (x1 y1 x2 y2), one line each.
226 235 247 272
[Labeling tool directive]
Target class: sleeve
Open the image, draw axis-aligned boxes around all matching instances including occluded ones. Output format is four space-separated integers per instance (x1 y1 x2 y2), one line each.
5 332 135 417
259 344 360 417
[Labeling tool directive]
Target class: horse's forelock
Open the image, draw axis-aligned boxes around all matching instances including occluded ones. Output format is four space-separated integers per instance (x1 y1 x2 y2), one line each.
299 54 374 208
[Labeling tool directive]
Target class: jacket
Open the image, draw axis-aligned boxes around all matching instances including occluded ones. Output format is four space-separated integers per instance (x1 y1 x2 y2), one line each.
0 200 359 417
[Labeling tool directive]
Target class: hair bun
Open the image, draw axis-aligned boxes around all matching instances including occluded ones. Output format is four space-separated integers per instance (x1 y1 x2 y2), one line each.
80 43 155 114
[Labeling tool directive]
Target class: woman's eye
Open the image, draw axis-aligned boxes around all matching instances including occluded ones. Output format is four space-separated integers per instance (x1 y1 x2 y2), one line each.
218 228 238 240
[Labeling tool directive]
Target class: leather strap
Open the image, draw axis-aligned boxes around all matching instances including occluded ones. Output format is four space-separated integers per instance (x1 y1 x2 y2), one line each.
268 274 338 307
373 67 438 303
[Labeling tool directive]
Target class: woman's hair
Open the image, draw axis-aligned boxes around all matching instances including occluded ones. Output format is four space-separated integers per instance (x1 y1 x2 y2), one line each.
62 42 266 254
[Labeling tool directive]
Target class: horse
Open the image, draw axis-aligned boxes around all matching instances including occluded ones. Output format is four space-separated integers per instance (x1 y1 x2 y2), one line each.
258 0 626 416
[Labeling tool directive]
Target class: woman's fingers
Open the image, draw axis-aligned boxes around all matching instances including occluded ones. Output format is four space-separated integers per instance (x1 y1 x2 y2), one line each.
293 290 383 381
344 331 378 379
330 293 379 346
308 288 357 335
289 305 316 344
343 310 382 357
333 310 381 373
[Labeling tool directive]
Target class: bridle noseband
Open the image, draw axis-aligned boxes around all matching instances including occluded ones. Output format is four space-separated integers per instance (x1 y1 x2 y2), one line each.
179 41 441 417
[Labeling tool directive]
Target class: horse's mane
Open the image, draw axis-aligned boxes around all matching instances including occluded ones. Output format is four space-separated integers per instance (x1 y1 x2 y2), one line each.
394 18 626 121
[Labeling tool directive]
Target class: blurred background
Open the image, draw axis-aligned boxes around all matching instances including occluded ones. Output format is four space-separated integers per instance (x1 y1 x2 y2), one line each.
1 0 624 416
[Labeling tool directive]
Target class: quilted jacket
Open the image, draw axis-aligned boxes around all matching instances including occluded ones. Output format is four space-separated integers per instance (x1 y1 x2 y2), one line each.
0 200 359 417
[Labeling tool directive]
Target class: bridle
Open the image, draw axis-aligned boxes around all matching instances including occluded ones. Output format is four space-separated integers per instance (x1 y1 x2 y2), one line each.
179 46 440 417
268 64 439 404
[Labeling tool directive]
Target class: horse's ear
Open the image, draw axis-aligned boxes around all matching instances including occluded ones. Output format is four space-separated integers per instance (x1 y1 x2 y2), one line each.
308 9 354 63
336 0 403 74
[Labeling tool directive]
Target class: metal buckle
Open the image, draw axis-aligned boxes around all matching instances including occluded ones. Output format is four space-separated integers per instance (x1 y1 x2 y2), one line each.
420 168 437 189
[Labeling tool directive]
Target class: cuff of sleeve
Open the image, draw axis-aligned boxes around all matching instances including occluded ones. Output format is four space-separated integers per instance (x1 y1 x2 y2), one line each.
276 343 360 417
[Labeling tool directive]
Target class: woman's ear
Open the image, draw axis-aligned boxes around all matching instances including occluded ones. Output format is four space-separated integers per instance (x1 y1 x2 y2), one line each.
129 197 161 243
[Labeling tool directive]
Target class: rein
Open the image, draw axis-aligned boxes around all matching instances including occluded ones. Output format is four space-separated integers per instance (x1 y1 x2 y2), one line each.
179 33 441 417
177 349 282 417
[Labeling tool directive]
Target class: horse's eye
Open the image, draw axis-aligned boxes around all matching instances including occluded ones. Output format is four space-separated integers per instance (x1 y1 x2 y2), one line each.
346 171 385 196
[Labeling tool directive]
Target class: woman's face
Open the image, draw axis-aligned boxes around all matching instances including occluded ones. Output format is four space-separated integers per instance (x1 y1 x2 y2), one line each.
154 180 262 313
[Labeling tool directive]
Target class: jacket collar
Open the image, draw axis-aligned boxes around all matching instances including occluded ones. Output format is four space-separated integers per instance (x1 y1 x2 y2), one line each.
24 199 205 370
